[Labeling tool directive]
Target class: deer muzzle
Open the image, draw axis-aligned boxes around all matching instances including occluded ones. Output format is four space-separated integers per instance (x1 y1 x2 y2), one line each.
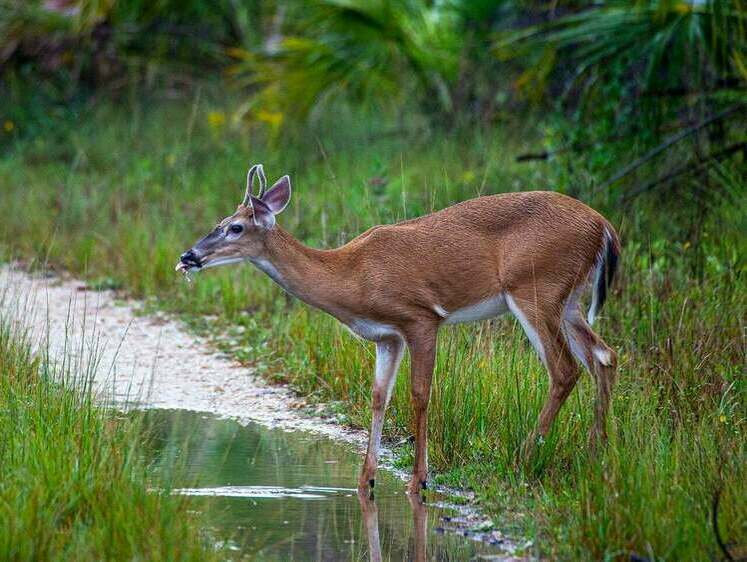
176 249 202 272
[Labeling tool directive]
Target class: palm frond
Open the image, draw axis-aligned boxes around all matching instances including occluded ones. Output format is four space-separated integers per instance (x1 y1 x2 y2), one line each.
496 0 747 104
231 0 461 122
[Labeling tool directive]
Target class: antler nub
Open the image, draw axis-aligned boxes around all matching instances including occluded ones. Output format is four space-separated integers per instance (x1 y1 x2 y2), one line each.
243 163 265 206
257 164 267 199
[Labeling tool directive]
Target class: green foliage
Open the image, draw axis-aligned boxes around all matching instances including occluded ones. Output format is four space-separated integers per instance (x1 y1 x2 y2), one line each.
230 0 461 122
498 0 746 112
0 302 219 560
492 0 747 209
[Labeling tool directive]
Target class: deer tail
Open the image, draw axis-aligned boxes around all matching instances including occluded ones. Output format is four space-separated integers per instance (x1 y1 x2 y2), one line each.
587 226 620 326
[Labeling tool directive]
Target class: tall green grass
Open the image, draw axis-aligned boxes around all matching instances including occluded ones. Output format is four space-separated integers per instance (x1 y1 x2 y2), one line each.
0 301 219 560
0 96 744 560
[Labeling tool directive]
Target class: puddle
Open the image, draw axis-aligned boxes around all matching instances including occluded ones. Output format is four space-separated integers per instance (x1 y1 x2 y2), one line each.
139 409 519 560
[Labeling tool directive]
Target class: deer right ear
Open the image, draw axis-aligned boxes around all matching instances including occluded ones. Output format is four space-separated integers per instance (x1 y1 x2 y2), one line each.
261 175 291 214
248 196 276 229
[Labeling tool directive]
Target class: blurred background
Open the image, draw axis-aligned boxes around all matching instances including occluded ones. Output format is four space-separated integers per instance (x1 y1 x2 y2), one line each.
2 0 744 189
0 1 745 560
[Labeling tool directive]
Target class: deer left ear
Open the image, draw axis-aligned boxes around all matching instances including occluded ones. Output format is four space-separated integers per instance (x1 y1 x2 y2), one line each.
261 175 291 214
249 196 276 228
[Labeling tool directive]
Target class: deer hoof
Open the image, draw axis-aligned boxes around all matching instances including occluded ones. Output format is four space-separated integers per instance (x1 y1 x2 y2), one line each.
406 477 427 495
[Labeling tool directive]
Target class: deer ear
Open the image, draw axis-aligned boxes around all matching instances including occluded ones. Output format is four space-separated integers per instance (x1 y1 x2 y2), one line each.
261 175 291 214
249 196 276 228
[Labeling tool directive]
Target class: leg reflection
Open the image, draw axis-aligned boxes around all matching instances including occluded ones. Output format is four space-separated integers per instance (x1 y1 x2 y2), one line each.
407 492 428 562
357 489 428 562
358 490 382 562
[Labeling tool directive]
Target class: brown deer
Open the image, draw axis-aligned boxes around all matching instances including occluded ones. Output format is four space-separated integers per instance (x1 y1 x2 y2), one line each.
177 164 620 495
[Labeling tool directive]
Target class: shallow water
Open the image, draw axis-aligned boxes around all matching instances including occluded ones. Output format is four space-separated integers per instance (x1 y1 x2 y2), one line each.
139 409 515 561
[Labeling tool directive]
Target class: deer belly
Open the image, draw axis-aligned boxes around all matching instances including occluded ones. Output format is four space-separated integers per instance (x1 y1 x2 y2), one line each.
438 294 508 325
346 318 403 342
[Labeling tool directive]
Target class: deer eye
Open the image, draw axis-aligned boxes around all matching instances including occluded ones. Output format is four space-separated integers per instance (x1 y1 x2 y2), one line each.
229 224 243 234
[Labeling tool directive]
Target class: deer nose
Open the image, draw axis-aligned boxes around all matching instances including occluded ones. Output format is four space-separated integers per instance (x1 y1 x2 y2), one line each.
180 250 201 267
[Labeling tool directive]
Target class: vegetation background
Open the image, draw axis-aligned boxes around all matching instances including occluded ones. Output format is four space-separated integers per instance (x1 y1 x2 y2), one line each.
0 0 745 560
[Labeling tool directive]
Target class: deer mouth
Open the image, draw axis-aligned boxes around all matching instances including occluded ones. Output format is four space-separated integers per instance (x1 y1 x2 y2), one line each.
175 252 246 275
175 261 200 273
176 250 203 273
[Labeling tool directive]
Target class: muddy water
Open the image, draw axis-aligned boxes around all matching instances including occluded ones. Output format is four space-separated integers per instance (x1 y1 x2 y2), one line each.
139 409 514 561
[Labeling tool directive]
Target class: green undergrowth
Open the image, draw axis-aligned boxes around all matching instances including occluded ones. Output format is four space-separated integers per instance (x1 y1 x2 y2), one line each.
0 301 220 560
0 95 744 560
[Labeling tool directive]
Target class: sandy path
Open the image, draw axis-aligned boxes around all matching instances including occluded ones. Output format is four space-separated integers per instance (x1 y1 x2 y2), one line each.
0 265 367 446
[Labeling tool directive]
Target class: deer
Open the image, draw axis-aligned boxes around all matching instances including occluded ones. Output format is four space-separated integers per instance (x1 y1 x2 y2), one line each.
176 163 620 495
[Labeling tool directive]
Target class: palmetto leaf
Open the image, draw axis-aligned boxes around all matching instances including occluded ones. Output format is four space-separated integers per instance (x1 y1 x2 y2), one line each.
496 0 746 103
231 0 460 122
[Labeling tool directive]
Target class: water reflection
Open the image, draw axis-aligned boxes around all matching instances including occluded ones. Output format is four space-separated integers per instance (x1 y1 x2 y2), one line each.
358 492 430 562
139 409 509 560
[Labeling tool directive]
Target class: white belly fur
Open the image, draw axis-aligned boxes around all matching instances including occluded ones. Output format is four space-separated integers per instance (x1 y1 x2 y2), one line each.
439 294 508 325
344 294 509 341
347 318 403 342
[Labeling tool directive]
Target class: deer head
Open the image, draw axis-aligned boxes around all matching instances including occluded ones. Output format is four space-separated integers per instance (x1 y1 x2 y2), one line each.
176 164 291 273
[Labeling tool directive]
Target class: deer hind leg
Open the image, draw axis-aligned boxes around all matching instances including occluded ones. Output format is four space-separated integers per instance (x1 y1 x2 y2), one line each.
406 329 437 495
505 294 580 454
359 336 405 492
562 302 617 444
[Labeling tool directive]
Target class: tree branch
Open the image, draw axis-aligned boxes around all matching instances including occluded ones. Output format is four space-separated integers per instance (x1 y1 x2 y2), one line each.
621 141 746 202
596 104 745 193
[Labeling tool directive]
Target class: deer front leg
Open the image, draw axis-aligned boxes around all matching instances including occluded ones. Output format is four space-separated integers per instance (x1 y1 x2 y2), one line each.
406 329 437 495
358 337 404 492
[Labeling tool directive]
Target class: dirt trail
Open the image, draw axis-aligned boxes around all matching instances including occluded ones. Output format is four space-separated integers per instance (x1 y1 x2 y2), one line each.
0 265 367 445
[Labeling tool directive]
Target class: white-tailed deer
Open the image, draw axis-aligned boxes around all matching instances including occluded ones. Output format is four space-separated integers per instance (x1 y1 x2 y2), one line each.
177 164 620 495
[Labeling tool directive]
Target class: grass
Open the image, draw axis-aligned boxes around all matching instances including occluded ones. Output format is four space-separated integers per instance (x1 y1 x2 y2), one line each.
0 295 220 560
1 93 745 560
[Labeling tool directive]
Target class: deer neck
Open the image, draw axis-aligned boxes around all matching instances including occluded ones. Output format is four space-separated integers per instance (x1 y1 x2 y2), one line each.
255 226 351 317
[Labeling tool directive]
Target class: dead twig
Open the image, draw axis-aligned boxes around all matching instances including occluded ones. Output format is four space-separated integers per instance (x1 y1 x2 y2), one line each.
621 141 746 202
596 104 745 193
